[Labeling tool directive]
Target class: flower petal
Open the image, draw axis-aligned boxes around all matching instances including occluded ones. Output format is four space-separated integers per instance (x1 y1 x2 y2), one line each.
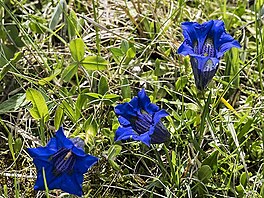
74 155 99 174
207 20 241 58
55 127 74 149
115 102 137 120
178 39 195 56
34 165 54 191
61 174 83 196
71 146 86 157
114 126 137 142
153 109 169 125
129 96 140 111
138 89 159 114
31 158 51 171
190 55 219 90
151 121 170 144
133 132 151 147
27 143 56 158
118 116 131 126
179 21 214 55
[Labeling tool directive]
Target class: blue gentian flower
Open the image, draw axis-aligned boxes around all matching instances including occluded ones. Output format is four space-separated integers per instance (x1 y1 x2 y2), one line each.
27 127 98 196
178 20 241 90
114 89 170 147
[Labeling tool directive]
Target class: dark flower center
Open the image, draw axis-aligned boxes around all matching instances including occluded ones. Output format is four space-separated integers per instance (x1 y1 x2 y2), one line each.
131 112 152 134
51 147 76 175
202 38 215 57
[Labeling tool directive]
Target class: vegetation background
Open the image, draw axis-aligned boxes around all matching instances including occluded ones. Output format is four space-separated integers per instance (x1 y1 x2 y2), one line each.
0 0 264 197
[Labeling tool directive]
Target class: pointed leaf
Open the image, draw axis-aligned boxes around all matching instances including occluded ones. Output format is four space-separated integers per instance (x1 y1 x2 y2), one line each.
0 93 26 114
54 105 64 130
198 165 212 183
70 38 85 62
98 76 108 95
61 63 78 82
49 0 66 30
81 56 108 71
26 88 49 122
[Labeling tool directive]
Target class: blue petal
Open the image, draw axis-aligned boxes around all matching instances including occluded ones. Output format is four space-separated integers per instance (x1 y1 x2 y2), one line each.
178 39 195 56
150 118 170 144
114 126 137 142
46 172 63 190
138 89 159 114
32 158 51 171
55 127 74 150
153 109 169 125
34 165 54 191
34 170 45 190
179 21 214 55
72 146 86 157
70 137 85 150
74 155 99 174
60 174 83 196
129 96 140 112
115 102 137 120
46 138 58 150
34 163 85 196
207 20 241 58
190 55 219 90
27 144 56 158
133 132 151 147
118 116 131 126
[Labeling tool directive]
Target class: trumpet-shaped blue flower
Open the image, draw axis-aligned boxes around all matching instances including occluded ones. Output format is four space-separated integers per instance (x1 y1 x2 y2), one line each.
114 89 170 147
27 127 98 196
178 20 241 90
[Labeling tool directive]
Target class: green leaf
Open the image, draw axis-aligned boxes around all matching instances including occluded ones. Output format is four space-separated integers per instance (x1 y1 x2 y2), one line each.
98 76 108 95
81 56 108 71
75 94 88 120
108 145 122 170
62 100 76 122
70 38 85 62
0 51 22 81
29 21 45 34
84 115 98 144
61 63 78 82
240 172 247 187
0 93 26 114
14 138 22 155
109 47 124 64
26 88 49 122
49 0 66 30
175 76 188 91
108 145 122 160
154 59 160 76
8 132 15 161
39 68 61 85
237 118 253 140
109 159 120 171
67 10 78 39
121 78 131 99
124 47 136 64
54 105 64 130
198 165 212 183
110 47 124 57
102 94 120 105
202 151 218 171
260 183 264 197
126 47 136 59
85 92 102 100
120 40 129 53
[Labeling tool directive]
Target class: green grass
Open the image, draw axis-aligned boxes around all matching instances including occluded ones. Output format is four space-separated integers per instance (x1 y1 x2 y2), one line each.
0 0 264 197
